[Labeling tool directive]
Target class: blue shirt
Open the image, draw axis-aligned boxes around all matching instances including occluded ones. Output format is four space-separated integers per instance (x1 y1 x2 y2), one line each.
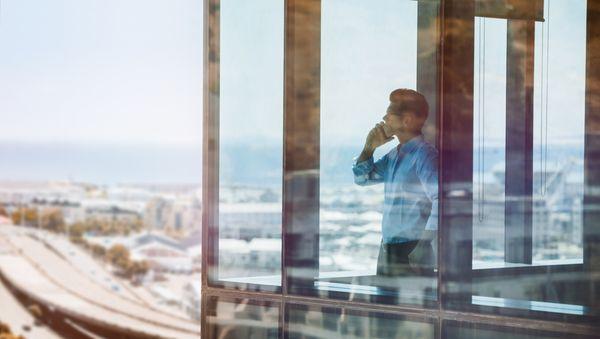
352 135 438 244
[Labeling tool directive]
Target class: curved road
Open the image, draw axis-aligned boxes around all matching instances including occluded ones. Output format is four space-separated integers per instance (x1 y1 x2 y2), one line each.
0 226 200 339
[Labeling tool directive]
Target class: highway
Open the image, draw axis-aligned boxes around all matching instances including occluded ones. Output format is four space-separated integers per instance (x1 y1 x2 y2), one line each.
0 226 200 339
0 236 61 339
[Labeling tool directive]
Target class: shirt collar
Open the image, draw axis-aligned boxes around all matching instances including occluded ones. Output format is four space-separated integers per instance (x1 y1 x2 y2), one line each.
399 134 424 154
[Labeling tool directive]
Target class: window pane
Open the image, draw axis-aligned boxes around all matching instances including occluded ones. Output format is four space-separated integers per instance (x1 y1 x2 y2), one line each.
465 0 596 318
443 320 597 339
217 0 284 287
531 0 585 262
286 303 435 339
314 0 439 305
472 17 508 265
206 297 280 339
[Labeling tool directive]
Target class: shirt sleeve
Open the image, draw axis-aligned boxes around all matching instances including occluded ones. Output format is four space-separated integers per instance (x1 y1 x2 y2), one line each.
352 154 388 186
416 148 439 231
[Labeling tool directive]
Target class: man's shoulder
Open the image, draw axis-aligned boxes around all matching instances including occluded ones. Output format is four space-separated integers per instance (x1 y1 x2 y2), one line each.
416 140 438 158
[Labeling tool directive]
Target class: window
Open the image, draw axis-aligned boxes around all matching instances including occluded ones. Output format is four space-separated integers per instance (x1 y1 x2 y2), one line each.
467 0 592 314
202 0 600 337
211 0 284 289
290 0 441 306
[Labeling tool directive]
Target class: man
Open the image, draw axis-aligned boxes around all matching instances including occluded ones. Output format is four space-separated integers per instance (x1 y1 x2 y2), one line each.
353 88 438 277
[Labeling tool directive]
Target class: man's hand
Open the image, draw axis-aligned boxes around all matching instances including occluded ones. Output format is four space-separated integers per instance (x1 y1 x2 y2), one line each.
366 122 393 150
357 123 394 162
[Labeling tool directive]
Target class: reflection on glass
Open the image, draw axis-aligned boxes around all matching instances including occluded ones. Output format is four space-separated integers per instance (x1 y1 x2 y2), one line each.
317 0 439 304
472 17 508 265
531 0 585 262
206 297 280 339
287 304 435 339
443 320 597 339
218 0 284 285
470 0 592 314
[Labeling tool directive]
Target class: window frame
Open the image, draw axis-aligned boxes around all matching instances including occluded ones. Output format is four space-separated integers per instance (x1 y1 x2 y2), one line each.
202 0 600 336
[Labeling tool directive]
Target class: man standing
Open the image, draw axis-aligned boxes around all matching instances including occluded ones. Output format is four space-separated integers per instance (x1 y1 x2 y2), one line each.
353 88 438 277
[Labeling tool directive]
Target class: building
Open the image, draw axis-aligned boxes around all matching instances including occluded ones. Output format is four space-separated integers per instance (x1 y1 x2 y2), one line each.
201 0 600 338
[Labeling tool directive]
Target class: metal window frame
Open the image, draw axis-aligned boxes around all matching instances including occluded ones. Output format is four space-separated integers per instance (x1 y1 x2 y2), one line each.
202 0 600 337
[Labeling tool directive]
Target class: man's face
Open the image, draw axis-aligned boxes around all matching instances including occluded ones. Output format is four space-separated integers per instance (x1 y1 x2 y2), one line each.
382 104 406 137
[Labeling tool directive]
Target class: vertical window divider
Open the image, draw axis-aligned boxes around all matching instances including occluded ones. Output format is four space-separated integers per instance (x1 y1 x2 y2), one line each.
202 0 220 291
584 0 600 304
201 0 220 335
439 0 475 310
504 18 535 264
282 0 321 297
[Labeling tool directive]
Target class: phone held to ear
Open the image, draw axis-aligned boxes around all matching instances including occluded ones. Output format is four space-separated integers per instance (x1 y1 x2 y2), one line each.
381 121 393 138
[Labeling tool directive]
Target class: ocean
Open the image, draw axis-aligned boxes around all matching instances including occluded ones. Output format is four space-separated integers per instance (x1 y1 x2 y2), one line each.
0 141 584 186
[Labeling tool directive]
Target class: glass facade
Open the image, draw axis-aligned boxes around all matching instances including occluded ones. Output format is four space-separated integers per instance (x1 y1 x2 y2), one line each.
203 0 600 338
217 0 284 288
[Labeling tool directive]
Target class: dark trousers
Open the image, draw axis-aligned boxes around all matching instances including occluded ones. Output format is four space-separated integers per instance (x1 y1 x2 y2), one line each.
376 240 434 277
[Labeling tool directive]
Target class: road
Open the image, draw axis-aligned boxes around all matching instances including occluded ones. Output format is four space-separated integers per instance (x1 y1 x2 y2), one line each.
0 226 200 339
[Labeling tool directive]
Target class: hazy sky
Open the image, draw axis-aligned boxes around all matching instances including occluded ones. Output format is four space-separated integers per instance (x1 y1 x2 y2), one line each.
0 0 203 145
0 0 588 147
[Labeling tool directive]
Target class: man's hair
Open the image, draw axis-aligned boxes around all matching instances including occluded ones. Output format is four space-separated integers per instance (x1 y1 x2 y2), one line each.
388 88 429 121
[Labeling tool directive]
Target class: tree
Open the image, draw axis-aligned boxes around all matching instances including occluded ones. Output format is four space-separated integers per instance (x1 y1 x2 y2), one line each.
0 321 25 338
0 322 11 334
91 244 106 258
126 260 149 278
106 244 130 270
41 209 66 233
69 222 86 239
10 207 38 226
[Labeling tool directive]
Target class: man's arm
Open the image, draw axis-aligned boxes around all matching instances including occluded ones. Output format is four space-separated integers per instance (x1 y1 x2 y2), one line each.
353 123 394 186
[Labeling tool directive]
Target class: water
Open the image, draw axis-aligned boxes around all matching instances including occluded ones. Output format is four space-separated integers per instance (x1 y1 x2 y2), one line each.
0 141 584 186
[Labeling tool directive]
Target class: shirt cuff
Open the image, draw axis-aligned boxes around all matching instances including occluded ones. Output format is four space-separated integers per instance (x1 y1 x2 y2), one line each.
352 156 374 175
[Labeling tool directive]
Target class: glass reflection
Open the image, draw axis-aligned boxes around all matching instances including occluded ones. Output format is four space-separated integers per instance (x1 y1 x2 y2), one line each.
217 0 284 286
316 0 439 306
287 304 435 339
469 0 593 314
443 320 597 339
206 297 280 339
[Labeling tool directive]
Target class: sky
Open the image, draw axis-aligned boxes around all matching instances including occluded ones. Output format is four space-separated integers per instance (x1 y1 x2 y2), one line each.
0 0 589 184
0 0 588 145
0 0 203 145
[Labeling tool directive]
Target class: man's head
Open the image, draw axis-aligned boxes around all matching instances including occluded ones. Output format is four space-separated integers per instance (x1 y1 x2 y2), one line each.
382 88 429 138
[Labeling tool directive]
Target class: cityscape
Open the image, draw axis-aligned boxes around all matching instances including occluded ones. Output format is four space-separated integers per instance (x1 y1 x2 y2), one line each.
0 142 585 337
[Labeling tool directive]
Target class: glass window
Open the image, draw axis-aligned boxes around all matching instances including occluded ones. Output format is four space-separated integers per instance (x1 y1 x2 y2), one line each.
216 0 284 287
307 0 440 306
472 17 508 265
531 0 586 263
286 303 436 339
443 320 597 339
206 297 280 339
465 0 595 318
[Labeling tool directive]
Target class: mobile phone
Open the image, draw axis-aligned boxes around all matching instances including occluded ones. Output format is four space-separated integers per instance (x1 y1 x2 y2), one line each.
381 121 393 138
